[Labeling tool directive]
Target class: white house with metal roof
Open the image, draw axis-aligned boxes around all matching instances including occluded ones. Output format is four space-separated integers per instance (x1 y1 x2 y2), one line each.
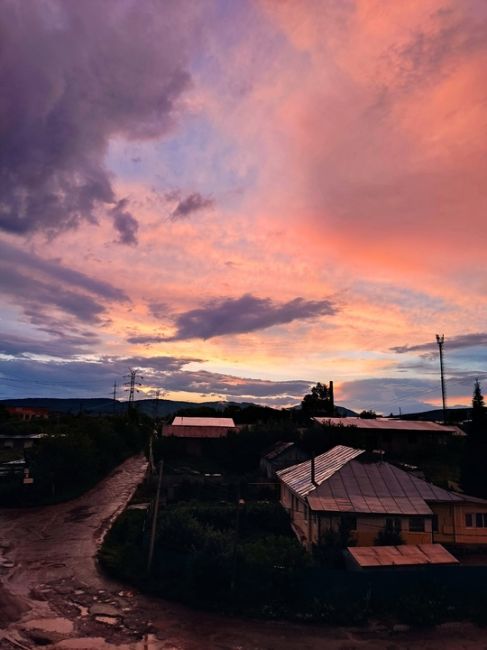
162 416 237 455
277 445 487 550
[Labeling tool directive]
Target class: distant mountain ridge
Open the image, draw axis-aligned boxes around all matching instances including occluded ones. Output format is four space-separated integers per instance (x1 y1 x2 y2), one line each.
1 397 357 419
0 397 232 417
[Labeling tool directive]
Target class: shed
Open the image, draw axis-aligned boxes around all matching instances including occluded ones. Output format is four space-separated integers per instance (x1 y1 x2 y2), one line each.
260 441 308 479
346 543 459 570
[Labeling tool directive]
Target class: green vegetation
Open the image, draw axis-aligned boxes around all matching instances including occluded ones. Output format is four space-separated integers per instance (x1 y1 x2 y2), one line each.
301 382 335 416
0 411 150 506
100 501 309 615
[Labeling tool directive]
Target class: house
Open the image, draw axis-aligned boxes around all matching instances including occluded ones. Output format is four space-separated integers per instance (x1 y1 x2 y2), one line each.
260 441 308 479
277 445 487 551
0 433 45 450
312 417 464 453
5 406 49 421
162 416 237 455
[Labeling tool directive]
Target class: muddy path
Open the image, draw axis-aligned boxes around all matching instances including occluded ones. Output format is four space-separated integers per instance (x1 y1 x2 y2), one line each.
2 455 487 649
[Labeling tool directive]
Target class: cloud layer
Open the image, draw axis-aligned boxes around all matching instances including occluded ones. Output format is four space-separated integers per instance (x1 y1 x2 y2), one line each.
0 0 198 241
128 294 336 342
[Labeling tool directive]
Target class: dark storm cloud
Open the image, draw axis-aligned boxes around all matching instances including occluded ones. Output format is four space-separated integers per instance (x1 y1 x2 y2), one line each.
159 369 310 398
392 332 487 354
110 199 139 246
0 0 197 240
0 266 106 323
161 294 336 341
0 240 127 301
339 377 445 415
0 354 311 404
170 192 214 220
0 331 98 358
0 240 128 330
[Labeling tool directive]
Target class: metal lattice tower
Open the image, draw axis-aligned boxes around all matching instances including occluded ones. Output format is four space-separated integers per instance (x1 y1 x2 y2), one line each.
124 368 143 408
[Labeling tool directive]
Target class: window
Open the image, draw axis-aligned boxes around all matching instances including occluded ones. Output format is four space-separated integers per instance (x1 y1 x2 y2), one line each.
409 517 425 532
465 513 487 527
386 517 402 533
432 514 439 532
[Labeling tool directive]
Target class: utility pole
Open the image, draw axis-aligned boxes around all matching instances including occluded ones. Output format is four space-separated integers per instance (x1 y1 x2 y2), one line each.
124 368 143 411
112 380 117 414
436 334 447 424
153 389 160 420
231 486 245 592
147 460 163 573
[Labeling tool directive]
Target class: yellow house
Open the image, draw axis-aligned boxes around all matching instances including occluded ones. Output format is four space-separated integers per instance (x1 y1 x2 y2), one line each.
277 445 487 551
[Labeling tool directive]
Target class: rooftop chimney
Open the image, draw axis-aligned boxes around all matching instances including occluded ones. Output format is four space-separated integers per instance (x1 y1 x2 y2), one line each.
311 454 318 486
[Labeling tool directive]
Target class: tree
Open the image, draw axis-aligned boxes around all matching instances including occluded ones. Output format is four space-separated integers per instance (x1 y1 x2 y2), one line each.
461 380 487 497
471 379 486 438
301 382 334 416
359 410 377 419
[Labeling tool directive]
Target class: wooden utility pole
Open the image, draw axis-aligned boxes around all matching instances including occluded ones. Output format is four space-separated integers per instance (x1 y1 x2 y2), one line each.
147 460 163 573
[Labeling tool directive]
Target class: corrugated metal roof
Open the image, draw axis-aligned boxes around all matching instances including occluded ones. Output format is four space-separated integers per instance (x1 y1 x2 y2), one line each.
278 444 486 515
313 417 464 435
306 457 465 514
171 417 236 427
276 445 364 497
348 544 459 568
263 441 295 461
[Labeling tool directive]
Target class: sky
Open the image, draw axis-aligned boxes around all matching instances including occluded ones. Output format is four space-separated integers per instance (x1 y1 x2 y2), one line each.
0 0 486 415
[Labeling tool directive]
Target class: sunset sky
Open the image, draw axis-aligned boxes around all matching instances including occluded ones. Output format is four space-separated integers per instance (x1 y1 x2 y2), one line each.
1 0 486 414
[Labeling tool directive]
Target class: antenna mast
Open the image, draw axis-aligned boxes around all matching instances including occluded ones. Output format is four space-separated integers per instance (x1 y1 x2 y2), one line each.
436 334 447 424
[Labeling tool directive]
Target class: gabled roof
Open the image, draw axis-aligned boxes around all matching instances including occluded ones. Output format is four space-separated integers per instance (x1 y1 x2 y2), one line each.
278 445 487 516
276 445 364 498
262 441 295 461
313 417 464 435
171 416 235 427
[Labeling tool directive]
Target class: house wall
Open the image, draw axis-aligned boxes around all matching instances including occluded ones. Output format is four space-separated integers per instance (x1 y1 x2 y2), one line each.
432 502 487 545
280 481 434 549
311 513 432 547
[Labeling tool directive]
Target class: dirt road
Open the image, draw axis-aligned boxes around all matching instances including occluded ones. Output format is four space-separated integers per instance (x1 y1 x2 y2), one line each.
2 455 487 649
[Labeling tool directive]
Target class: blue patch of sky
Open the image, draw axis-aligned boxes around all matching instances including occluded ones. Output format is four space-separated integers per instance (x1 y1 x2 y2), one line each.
107 114 258 213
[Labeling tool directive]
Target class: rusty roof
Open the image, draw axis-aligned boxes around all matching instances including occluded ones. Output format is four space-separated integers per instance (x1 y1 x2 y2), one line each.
276 445 364 497
313 417 465 435
347 544 459 568
262 441 295 461
171 417 236 427
278 445 486 515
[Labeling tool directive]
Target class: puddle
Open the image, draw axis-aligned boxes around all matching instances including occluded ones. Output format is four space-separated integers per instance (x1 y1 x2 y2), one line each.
95 615 119 625
53 634 158 649
25 617 74 634
54 637 111 649
77 604 90 617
